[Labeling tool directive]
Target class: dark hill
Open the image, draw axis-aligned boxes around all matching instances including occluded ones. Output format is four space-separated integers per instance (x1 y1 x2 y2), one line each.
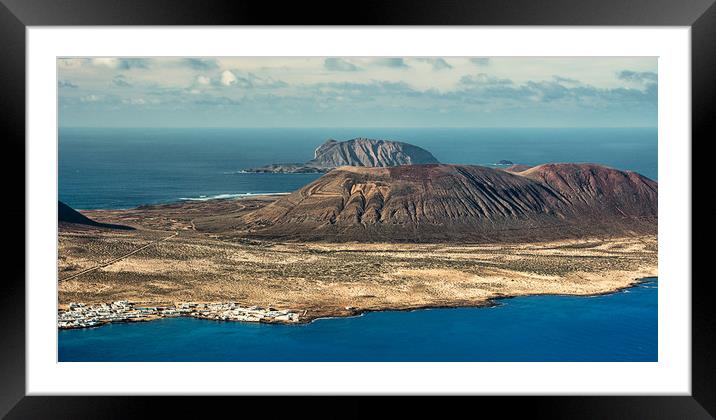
59 201 134 230
235 163 657 242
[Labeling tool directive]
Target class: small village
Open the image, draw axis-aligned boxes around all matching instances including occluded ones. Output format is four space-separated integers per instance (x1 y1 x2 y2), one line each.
58 300 301 329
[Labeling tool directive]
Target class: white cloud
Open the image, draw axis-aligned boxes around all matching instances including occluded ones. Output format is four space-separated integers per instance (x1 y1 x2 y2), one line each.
112 75 132 87
470 57 490 66
220 70 238 86
58 80 78 88
58 58 87 68
324 58 359 71
92 58 120 69
415 58 453 71
122 98 146 105
90 58 151 70
370 58 409 68
58 56 658 127
80 94 102 102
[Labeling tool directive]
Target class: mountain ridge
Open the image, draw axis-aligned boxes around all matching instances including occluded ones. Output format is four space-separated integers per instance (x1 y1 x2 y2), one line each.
230 163 657 242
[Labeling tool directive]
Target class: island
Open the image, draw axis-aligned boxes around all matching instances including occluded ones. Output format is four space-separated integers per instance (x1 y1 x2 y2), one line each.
242 137 439 173
58 159 657 327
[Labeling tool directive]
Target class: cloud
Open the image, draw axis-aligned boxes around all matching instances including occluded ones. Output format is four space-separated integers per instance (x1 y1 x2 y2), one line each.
470 57 490 66
70 94 126 106
459 73 513 86
449 73 656 108
193 96 242 106
523 80 657 105
57 57 657 127
432 58 453 70
112 75 132 87
129 75 655 116
122 98 147 105
196 75 211 85
220 70 238 86
525 80 571 102
311 81 416 99
58 58 88 68
246 73 288 88
215 71 287 89
416 58 453 71
91 58 151 70
324 58 359 71
183 58 219 70
552 75 580 84
58 80 78 88
90 58 118 68
617 70 657 83
80 94 103 103
371 58 409 68
118 58 151 70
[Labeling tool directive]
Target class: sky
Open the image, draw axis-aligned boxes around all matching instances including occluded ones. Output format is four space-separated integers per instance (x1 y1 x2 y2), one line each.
58 57 657 128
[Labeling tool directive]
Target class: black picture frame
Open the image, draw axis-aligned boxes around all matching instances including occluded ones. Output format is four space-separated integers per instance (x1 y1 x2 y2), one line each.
1 0 710 418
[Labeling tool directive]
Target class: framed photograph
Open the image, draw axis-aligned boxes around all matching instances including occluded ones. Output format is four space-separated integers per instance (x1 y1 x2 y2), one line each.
3 0 711 417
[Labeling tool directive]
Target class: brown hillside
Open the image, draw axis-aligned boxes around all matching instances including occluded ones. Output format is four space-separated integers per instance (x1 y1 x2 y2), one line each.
223 163 657 242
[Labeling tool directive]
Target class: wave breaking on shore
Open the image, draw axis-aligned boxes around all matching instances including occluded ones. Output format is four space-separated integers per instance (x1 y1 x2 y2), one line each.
178 192 290 201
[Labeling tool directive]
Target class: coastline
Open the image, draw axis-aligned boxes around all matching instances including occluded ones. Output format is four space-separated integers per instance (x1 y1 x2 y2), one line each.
74 192 291 212
58 276 656 330
293 275 656 324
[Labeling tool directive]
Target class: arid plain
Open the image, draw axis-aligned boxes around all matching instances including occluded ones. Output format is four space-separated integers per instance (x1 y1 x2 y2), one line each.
58 195 657 322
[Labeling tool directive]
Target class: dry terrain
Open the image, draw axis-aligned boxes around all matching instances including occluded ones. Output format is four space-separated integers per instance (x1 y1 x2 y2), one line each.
58 195 657 322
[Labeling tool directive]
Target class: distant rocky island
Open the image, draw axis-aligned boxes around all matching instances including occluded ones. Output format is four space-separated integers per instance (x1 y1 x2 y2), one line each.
243 138 439 173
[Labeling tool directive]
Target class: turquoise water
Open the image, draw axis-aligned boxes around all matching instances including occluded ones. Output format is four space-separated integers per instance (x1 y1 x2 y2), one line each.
59 127 657 210
58 278 657 362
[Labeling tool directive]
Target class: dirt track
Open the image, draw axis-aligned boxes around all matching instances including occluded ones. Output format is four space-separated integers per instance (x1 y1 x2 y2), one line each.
60 231 178 282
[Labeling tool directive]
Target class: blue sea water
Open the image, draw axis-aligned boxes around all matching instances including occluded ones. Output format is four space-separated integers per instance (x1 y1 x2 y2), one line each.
58 278 657 362
59 127 657 210
58 127 658 362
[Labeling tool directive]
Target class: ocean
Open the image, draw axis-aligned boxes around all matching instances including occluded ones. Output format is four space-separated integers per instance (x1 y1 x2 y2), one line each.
58 127 658 362
58 278 657 362
58 127 657 210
